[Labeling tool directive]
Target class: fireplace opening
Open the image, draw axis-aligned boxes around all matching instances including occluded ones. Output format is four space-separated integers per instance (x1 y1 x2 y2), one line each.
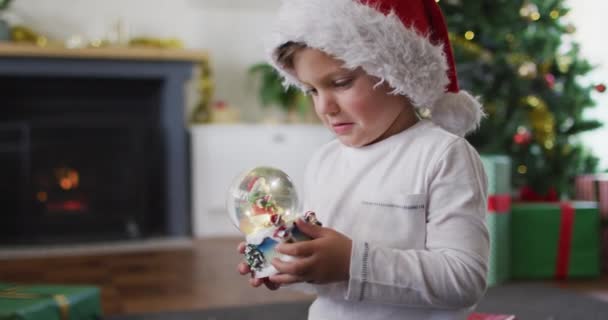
0 75 180 245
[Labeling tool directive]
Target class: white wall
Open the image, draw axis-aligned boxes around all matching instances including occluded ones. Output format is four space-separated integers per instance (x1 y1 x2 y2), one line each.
7 0 282 122
569 0 608 169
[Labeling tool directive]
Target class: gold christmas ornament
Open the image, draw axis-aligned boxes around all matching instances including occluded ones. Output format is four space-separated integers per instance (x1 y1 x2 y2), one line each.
522 95 556 150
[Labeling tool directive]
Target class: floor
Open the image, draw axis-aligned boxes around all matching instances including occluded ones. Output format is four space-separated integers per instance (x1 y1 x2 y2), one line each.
0 238 313 316
0 237 606 317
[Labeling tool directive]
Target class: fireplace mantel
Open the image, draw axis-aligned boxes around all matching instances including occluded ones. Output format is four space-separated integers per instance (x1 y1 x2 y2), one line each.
0 43 208 62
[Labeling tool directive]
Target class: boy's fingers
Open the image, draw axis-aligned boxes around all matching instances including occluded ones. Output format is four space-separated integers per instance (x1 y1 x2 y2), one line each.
237 242 247 254
249 277 265 287
269 273 305 285
264 279 281 290
276 241 315 257
271 256 314 276
237 262 251 275
295 218 324 239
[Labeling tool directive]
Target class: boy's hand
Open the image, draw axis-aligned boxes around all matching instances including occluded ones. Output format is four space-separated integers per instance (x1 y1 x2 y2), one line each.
269 219 352 285
236 242 281 290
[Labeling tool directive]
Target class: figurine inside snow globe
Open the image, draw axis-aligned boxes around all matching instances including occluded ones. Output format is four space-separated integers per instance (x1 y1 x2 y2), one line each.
226 166 321 278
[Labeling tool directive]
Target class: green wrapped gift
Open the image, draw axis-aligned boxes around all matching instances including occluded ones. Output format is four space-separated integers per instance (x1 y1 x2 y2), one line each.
0 283 101 320
480 155 511 195
511 202 601 279
481 155 512 287
487 209 511 286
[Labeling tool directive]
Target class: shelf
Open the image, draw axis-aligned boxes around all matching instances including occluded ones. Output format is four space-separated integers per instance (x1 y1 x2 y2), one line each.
0 43 208 62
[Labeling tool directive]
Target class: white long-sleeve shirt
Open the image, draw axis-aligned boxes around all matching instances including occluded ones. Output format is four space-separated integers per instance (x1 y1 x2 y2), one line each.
301 120 489 320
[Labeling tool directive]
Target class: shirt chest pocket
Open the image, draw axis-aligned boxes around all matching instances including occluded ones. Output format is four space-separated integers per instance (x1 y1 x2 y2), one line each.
357 193 427 249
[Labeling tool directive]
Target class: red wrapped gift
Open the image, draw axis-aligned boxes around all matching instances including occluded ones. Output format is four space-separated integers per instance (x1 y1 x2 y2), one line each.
575 174 608 220
468 313 517 320
602 226 608 273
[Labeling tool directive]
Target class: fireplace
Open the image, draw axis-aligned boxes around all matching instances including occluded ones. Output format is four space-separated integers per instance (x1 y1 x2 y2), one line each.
0 122 163 243
0 59 192 245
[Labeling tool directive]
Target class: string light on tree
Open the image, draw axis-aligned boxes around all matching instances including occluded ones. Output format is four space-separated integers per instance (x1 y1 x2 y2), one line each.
448 32 493 62
520 2 540 21
464 31 475 41
549 10 561 20
596 83 606 93
518 61 538 79
556 55 573 73
518 165 528 175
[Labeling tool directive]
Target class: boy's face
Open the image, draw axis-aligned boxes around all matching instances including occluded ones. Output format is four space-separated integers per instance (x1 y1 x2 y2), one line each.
292 48 415 147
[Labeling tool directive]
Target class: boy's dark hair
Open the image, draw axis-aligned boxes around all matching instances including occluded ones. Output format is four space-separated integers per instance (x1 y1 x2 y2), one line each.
275 41 307 71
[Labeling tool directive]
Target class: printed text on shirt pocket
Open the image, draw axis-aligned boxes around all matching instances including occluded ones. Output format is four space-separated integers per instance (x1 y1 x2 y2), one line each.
361 201 425 211
361 194 426 211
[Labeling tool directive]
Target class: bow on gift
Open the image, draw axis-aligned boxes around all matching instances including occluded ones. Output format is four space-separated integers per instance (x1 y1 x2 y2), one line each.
0 286 70 320
519 185 559 202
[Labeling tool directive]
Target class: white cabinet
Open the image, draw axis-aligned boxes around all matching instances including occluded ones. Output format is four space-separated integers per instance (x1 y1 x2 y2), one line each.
190 124 333 237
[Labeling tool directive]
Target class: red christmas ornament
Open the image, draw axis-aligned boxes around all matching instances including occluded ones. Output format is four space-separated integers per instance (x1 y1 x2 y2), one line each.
544 73 555 89
596 83 606 93
513 129 532 145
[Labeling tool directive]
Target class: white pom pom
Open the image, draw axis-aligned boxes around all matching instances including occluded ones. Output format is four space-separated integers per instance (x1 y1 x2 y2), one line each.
429 91 485 137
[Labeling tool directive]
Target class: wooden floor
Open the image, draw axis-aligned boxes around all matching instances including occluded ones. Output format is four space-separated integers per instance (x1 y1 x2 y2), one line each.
0 238 313 316
0 237 606 317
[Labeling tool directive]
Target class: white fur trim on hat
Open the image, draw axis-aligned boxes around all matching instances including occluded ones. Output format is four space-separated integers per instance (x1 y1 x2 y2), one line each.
430 91 485 137
267 0 449 109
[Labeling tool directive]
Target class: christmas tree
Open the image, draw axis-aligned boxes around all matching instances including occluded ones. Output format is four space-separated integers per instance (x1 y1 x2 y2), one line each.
439 0 605 199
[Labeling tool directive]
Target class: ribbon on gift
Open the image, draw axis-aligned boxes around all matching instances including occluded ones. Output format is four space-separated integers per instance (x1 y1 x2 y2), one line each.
519 185 559 202
488 194 511 213
555 202 575 280
0 285 70 320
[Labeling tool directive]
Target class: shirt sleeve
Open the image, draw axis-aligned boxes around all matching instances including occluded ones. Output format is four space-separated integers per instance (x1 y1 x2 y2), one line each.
345 139 490 309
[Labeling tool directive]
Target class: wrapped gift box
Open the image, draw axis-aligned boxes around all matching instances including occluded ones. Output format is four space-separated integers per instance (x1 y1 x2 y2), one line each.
0 283 101 320
481 155 511 286
511 202 600 279
575 174 608 220
602 225 608 273
467 313 516 320
481 155 511 195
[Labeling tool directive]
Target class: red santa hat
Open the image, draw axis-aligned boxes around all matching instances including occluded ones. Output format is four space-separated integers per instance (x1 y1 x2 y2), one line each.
267 0 484 137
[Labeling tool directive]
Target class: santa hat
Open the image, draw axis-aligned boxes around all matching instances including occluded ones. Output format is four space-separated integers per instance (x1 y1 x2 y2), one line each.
266 0 484 137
